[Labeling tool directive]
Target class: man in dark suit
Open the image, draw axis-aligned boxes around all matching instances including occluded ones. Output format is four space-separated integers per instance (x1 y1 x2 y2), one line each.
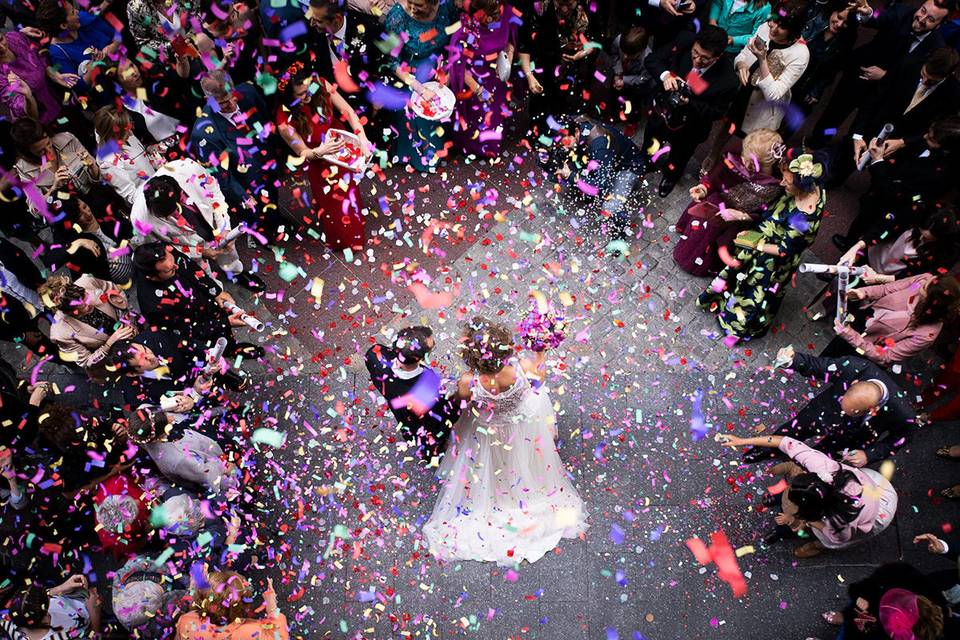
191 71 278 231
642 24 738 197
829 46 960 196
107 329 199 411
743 348 918 467
365 326 462 460
304 0 388 126
132 242 262 361
838 115 960 245
810 0 952 147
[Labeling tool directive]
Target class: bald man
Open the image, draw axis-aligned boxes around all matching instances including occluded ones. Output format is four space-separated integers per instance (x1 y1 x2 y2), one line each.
743 348 919 467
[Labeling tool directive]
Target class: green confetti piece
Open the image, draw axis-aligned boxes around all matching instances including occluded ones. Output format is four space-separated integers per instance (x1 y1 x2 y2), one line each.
256 72 278 96
519 231 540 244
154 547 174 566
196 531 213 548
252 428 287 448
278 261 300 282
149 505 167 528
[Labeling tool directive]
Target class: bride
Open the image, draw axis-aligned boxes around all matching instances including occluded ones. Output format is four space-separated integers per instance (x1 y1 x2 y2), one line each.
422 317 588 565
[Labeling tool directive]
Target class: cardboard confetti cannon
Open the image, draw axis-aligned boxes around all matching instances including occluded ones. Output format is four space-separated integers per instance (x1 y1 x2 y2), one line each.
799 263 894 323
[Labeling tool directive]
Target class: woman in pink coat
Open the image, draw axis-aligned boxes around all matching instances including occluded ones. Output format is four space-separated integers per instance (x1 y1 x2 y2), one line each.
824 273 960 366
718 434 898 558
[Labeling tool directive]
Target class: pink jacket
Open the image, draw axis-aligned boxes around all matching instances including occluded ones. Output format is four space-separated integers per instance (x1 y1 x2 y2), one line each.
839 273 942 365
778 437 897 548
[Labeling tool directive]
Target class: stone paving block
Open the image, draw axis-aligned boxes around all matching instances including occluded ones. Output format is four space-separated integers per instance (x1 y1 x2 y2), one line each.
535 601 589 639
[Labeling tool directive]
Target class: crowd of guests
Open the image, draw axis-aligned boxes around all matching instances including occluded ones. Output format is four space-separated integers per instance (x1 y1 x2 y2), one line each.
0 0 957 638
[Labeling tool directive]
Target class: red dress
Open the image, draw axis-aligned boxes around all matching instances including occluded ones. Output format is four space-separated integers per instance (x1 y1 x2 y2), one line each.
277 99 365 250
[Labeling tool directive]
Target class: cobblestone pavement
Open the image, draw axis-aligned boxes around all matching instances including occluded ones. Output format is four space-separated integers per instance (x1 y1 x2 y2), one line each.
4 150 957 640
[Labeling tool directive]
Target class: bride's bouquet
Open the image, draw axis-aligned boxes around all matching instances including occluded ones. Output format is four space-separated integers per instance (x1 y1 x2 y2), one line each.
517 301 567 352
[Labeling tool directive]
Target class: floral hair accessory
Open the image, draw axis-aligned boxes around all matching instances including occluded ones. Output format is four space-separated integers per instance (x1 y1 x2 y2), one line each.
278 61 305 93
787 153 823 179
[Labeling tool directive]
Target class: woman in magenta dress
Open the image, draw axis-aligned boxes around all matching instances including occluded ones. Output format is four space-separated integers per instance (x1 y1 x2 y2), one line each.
447 0 518 159
276 63 372 251
673 129 784 277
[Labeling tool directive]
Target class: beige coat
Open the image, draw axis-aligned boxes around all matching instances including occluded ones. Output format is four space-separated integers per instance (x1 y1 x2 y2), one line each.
49 275 128 368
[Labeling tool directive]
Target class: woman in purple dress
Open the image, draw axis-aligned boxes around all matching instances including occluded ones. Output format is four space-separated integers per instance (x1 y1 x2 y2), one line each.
0 30 61 124
672 129 784 277
447 0 518 159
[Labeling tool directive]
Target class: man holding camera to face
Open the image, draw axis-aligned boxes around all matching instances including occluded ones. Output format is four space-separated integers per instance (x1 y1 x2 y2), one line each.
642 24 739 197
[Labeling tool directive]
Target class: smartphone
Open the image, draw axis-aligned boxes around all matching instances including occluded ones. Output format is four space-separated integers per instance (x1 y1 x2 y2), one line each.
675 0 692 9
754 36 768 51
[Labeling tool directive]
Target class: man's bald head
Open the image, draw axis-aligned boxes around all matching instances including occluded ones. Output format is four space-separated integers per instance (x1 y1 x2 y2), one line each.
840 380 884 417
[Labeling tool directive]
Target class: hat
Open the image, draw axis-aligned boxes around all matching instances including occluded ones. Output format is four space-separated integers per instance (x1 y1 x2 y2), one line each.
879 588 919 640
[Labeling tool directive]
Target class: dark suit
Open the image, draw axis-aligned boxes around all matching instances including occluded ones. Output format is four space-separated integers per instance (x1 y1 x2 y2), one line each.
307 10 388 119
189 83 277 220
118 330 196 410
830 69 960 189
854 73 960 145
365 344 462 457
746 353 917 465
844 138 957 242
812 4 946 144
135 249 232 355
642 31 738 182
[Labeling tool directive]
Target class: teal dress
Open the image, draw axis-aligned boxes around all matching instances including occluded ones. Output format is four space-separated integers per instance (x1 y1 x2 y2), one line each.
384 1 456 171
697 190 825 340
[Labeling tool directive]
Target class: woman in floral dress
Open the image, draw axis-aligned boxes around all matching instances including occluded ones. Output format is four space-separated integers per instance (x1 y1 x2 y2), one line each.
697 150 828 340
384 0 457 171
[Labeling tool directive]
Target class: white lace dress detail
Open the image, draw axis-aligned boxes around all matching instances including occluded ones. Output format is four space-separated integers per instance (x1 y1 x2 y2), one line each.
422 362 588 565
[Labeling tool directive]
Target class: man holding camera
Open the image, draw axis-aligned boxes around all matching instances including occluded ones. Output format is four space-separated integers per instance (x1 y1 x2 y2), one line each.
642 24 738 197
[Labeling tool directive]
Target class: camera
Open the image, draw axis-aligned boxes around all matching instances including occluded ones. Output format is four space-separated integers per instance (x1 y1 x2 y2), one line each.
665 80 692 110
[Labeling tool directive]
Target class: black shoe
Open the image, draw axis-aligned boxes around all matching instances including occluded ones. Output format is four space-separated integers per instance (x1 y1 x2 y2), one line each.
831 234 851 251
231 342 264 360
232 272 266 294
657 176 678 198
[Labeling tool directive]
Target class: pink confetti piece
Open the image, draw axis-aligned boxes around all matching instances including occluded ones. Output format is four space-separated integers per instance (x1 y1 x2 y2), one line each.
575 180 598 197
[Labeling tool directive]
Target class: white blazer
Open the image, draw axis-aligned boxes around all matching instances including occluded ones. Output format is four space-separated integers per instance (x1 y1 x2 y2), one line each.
97 133 160 205
734 23 810 132
130 158 241 273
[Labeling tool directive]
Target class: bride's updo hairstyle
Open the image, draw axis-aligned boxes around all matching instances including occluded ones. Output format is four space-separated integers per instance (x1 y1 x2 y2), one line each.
460 317 514 374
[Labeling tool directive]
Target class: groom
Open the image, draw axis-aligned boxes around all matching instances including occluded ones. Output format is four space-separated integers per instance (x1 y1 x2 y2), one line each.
365 326 462 460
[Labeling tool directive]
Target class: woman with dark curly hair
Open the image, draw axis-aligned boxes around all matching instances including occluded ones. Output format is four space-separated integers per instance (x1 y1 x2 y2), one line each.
422 317 587 565
718 434 898 558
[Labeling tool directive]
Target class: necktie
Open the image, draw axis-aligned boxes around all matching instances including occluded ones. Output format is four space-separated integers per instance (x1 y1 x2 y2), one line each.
905 82 928 113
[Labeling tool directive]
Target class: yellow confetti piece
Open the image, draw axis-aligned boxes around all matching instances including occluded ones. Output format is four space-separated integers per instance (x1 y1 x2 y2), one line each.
879 459 895 481
310 277 324 301
735 545 755 557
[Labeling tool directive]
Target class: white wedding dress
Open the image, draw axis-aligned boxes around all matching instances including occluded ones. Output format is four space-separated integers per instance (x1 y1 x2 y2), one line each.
422 360 588 565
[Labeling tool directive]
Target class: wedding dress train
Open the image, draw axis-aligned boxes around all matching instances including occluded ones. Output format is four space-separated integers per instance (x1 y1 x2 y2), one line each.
422 361 588 565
